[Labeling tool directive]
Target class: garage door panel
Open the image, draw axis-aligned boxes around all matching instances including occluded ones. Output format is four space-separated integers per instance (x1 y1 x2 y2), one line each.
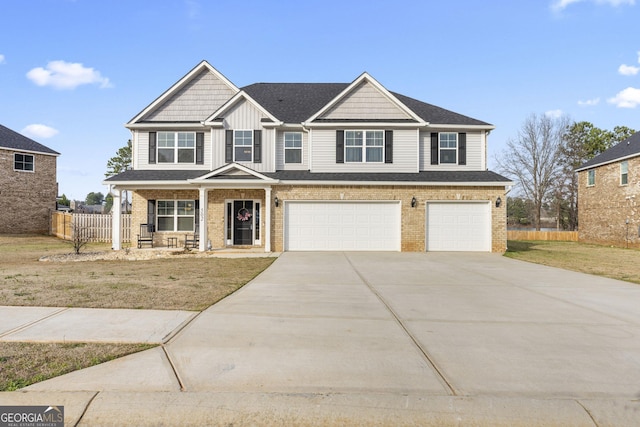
285 202 400 251
427 202 490 252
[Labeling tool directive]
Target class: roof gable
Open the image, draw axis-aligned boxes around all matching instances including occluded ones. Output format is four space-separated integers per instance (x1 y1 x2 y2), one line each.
0 124 59 155
306 72 425 124
128 61 239 125
194 163 277 183
576 131 640 171
204 91 280 126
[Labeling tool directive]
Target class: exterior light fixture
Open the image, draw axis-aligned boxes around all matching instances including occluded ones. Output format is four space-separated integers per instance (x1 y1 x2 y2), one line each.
496 197 502 208
411 197 417 208
274 196 279 207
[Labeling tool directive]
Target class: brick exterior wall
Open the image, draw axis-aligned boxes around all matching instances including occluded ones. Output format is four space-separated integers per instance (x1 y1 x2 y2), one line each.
0 149 57 234
130 185 507 252
578 156 640 248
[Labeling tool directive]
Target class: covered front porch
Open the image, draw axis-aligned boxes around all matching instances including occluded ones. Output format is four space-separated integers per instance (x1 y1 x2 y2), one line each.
108 164 277 253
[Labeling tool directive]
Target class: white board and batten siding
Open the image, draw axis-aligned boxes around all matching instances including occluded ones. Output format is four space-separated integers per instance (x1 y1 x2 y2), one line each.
419 129 486 171
284 201 401 251
426 202 491 251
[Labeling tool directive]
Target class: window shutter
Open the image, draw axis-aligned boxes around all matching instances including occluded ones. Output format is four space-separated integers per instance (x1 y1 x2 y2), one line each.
149 132 156 164
458 133 466 165
225 130 233 162
253 130 262 163
336 130 344 163
384 130 393 164
196 132 204 164
430 133 438 165
147 200 156 232
194 200 200 231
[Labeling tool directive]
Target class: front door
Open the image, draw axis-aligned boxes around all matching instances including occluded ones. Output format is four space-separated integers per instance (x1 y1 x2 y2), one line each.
233 200 253 245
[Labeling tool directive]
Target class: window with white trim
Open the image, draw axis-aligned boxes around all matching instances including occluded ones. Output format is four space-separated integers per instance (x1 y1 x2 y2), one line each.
587 169 595 186
284 132 302 163
439 133 457 164
621 161 628 185
345 130 384 163
14 153 34 171
157 200 196 232
157 132 195 163
234 130 253 162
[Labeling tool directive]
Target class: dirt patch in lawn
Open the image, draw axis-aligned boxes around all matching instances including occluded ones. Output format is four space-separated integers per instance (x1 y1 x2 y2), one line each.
0 235 276 311
505 240 640 285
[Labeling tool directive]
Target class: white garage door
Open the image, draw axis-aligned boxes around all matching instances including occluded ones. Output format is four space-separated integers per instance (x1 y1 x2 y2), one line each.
427 202 491 251
284 201 401 251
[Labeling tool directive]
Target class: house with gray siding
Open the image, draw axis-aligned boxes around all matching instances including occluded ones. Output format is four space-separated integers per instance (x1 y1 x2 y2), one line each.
0 124 59 234
105 61 511 252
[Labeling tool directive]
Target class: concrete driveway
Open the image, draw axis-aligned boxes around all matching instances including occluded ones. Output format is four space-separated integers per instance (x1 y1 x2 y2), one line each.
10 252 640 425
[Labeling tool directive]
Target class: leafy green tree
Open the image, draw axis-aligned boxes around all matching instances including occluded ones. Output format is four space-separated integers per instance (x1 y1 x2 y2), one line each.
57 194 70 207
105 140 132 213
104 193 114 214
506 197 534 226
85 192 104 205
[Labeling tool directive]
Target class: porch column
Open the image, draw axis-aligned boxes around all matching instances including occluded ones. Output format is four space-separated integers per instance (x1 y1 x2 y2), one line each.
111 188 122 250
199 187 208 252
265 186 271 252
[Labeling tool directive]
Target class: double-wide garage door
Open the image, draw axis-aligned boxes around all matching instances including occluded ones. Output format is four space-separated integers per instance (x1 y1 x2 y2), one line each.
284 201 401 251
426 202 491 251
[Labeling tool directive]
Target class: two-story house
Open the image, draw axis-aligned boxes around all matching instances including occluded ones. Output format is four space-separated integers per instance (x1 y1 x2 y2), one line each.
0 124 60 234
105 61 511 252
575 131 639 248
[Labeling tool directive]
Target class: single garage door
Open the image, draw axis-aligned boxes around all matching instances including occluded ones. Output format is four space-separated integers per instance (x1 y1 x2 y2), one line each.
284 201 401 251
426 202 491 251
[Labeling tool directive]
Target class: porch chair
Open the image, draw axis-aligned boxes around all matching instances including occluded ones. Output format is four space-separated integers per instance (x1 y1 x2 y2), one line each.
137 223 155 248
184 227 199 249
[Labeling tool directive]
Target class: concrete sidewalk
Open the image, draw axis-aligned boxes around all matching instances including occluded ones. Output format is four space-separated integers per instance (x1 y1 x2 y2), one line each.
0 306 197 343
2 252 640 426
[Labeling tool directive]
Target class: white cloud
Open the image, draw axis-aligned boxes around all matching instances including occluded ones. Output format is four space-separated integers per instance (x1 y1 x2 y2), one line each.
21 124 59 139
545 109 564 118
0 54 5 64
26 60 112 90
578 97 600 106
619 64 640 76
608 87 640 108
551 0 635 11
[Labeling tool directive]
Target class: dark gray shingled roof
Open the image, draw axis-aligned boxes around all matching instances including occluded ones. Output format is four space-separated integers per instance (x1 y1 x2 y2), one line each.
105 168 511 184
0 124 60 155
241 83 492 127
576 131 640 171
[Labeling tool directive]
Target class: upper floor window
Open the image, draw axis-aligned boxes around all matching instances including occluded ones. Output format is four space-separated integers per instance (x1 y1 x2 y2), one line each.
284 132 302 163
157 200 196 232
439 133 458 164
14 153 34 172
345 130 384 163
157 132 195 163
587 169 595 186
620 161 628 185
234 130 253 162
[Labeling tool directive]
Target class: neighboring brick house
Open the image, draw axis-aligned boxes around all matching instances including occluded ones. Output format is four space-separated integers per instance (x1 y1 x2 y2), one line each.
576 132 640 248
0 124 60 234
105 61 511 252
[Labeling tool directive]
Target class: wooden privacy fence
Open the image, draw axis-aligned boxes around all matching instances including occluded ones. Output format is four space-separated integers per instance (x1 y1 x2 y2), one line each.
507 230 578 241
51 212 131 243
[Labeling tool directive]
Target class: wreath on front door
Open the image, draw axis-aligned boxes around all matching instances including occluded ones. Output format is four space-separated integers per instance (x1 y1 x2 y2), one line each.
236 208 252 222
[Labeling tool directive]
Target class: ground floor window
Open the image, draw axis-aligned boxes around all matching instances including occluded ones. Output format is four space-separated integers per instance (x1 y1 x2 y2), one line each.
157 200 196 231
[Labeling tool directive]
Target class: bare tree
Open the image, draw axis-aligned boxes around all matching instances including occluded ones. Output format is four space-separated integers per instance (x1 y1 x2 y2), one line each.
496 113 570 230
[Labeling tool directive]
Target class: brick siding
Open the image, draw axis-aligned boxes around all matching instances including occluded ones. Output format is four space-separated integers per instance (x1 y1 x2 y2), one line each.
0 149 57 234
131 185 507 252
578 157 640 248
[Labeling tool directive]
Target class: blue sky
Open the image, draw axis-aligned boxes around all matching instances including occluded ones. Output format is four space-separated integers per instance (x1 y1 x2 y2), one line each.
1 0 639 200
